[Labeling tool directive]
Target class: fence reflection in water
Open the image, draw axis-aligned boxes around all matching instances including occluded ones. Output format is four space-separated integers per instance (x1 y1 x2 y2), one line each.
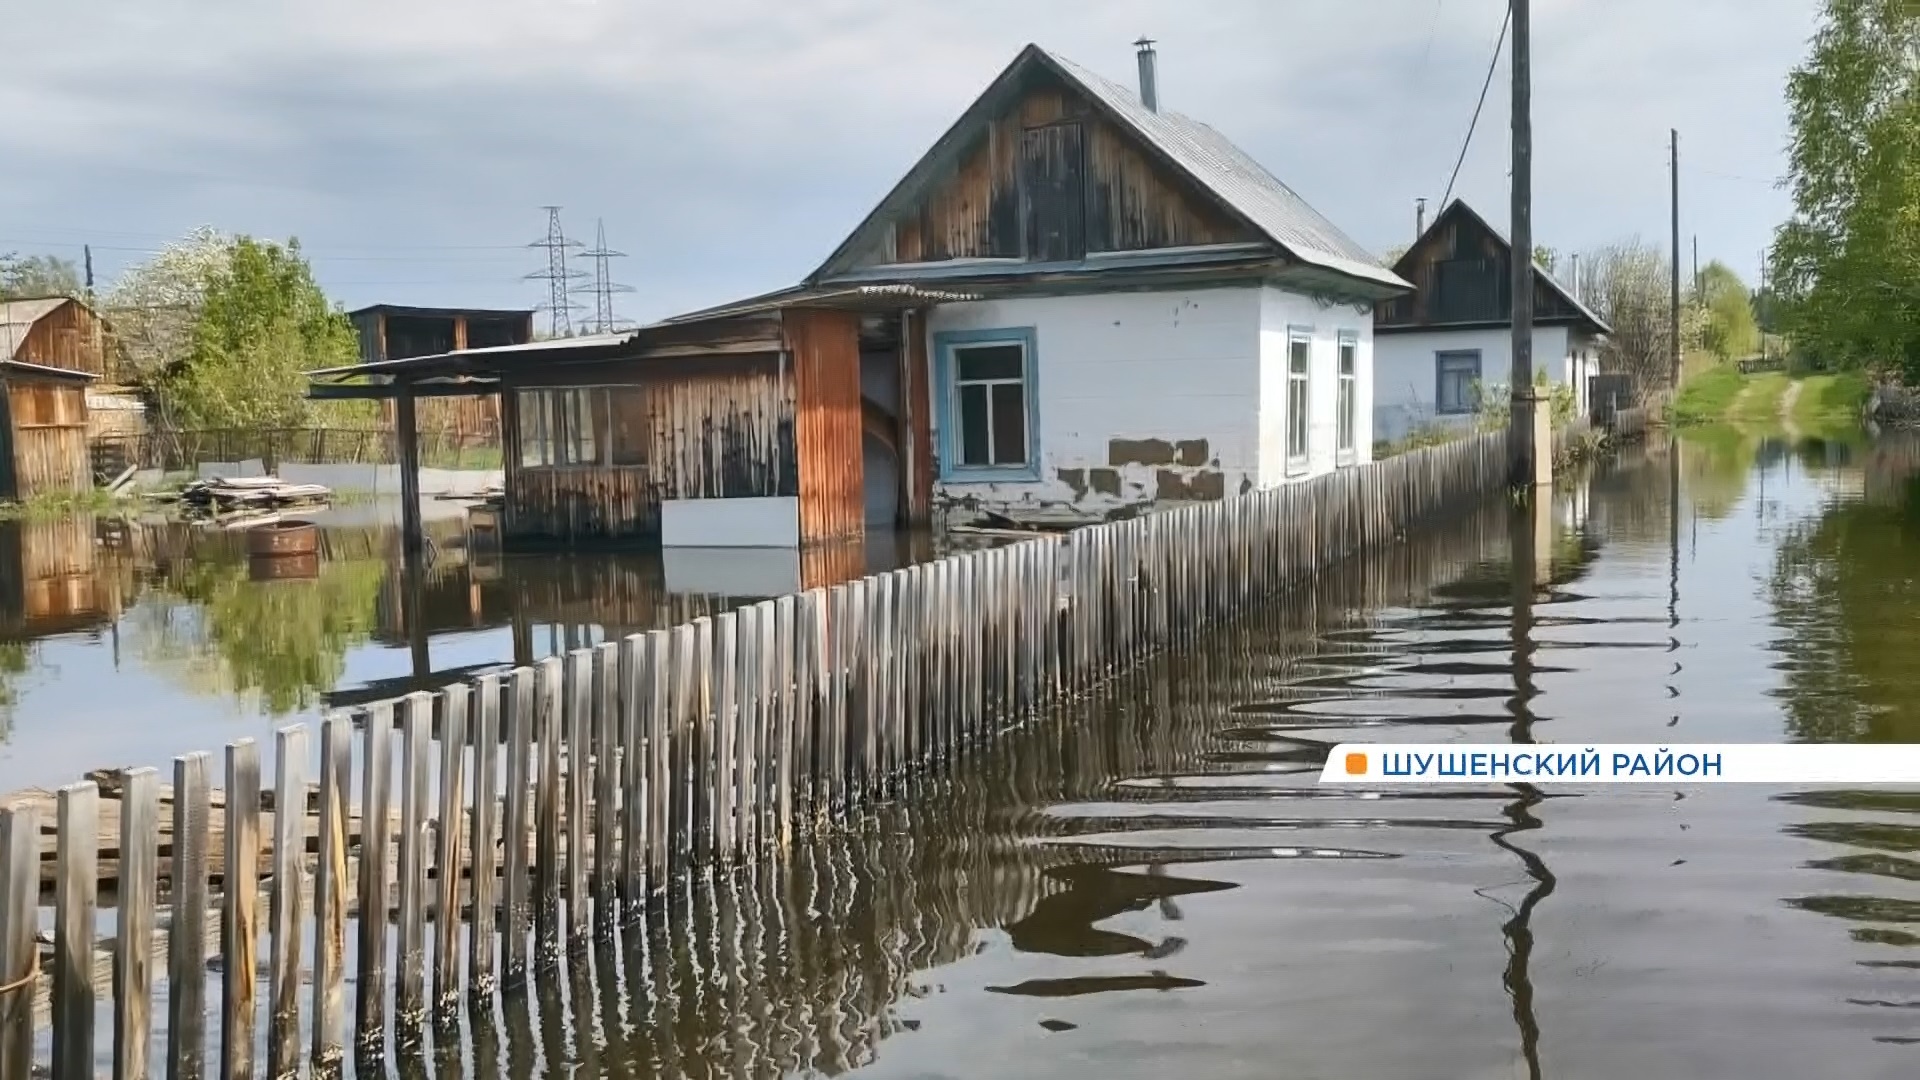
0 429 1525 1078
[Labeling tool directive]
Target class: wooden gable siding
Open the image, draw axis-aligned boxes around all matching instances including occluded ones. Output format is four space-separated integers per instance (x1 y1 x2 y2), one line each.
8 299 109 378
883 75 1253 266
785 308 865 543
1376 210 1585 329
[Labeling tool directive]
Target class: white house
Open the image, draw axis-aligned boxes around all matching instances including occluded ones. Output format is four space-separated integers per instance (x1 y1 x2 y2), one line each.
673 40 1410 525
1371 200 1611 445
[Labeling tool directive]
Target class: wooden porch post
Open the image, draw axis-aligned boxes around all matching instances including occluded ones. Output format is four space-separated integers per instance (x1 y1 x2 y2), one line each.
396 381 424 554
897 308 934 526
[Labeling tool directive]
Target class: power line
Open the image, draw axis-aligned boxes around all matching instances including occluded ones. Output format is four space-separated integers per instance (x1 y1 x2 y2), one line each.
574 219 634 334
1440 0 1513 212
526 206 585 337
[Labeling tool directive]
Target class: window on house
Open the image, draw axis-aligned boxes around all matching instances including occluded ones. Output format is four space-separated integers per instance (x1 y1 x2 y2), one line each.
951 341 1030 469
1336 335 1358 461
606 386 650 466
1435 351 1483 415
517 387 641 467
1287 332 1311 467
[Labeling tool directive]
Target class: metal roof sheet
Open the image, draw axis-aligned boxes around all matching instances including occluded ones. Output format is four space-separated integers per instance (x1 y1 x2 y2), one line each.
1041 50 1405 292
808 44 1409 296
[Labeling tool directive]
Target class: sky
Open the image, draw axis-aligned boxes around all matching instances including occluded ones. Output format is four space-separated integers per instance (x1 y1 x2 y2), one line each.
0 0 1819 328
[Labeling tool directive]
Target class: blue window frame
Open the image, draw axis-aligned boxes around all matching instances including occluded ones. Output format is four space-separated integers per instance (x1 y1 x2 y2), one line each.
932 327 1041 482
1435 350 1482 415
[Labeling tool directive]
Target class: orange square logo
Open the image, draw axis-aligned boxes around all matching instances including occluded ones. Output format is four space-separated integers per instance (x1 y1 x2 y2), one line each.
1344 752 1368 776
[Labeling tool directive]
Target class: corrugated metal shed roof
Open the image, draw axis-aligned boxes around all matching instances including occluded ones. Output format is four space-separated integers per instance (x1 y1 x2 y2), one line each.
1 298 69 355
305 331 639 378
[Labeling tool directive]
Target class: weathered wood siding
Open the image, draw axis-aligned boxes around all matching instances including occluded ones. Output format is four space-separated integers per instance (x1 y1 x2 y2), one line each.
1 376 90 500
899 310 935 524
7 300 110 378
883 76 1252 266
1376 204 1586 329
786 309 865 544
500 355 797 544
0 517 103 637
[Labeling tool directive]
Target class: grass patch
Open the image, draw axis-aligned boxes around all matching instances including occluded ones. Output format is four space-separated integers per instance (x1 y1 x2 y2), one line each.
0 488 134 521
1792 371 1872 428
1373 423 1465 459
1730 372 1792 422
1670 365 1747 424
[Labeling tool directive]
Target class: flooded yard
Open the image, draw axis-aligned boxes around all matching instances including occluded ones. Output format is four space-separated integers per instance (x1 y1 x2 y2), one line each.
0 502 936 794
6 427 1920 1078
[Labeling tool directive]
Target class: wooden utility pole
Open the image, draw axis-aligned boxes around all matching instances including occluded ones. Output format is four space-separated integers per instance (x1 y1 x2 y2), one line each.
1670 128 1681 388
1509 0 1546 487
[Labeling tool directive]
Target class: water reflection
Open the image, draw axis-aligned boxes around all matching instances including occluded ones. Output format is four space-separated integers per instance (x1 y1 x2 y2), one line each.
14 425 1920 1075
0 507 940 790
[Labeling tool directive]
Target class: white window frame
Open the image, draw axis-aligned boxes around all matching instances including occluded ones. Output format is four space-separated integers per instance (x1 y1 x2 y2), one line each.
1286 327 1312 474
1336 332 1358 465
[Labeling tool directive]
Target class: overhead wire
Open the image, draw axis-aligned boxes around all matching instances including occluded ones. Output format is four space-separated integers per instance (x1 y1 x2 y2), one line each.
1439 0 1514 212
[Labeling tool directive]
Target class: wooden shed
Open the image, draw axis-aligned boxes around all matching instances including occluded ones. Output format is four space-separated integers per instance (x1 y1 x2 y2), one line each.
0 296 111 378
0 360 95 501
347 304 535 442
309 285 972 550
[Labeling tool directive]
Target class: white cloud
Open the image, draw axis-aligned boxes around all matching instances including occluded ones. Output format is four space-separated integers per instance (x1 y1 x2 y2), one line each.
0 0 1820 318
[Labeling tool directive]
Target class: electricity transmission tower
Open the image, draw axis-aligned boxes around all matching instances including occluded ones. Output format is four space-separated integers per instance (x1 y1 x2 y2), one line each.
575 219 635 334
527 206 585 337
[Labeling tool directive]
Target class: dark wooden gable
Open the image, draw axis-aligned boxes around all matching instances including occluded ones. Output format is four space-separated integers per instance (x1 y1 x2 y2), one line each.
1375 202 1588 330
854 66 1257 269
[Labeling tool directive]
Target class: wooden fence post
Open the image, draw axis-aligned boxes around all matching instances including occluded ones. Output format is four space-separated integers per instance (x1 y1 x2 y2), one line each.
113 767 159 1080
53 781 98 1080
312 715 351 1070
0 803 38 1080
268 726 310 1078
222 740 262 1080
169 752 212 1080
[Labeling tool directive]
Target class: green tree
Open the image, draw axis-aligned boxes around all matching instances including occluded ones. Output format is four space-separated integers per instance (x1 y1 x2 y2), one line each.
1533 245 1557 272
0 253 82 299
148 236 367 429
1695 260 1761 360
1772 0 1920 378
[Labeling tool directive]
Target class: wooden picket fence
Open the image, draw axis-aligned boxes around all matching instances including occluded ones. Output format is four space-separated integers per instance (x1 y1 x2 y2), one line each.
0 429 1512 1078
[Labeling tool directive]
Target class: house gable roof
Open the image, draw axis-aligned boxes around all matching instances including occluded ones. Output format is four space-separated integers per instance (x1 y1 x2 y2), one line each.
1385 199 1612 335
808 44 1407 296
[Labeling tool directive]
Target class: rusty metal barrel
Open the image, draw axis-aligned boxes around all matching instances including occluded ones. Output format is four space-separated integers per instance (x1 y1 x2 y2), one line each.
246 520 318 559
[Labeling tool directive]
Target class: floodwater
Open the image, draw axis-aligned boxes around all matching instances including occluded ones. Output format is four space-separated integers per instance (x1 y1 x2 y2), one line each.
11 427 1920 1078
0 502 939 794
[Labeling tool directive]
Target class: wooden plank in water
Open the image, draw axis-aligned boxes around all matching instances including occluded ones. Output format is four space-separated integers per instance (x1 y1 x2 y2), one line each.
168 752 211 1080
644 629 671 895
355 702 394 1059
503 665 537 986
312 714 351 1069
565 648 592 946
469 674 503 994
592 642 620 937
773 595 796 848
0 804 37 1080
713 611 738 863
223 739 261 1080
434 683 470 1016
394 693 431 1038
53 781 98 1080
534 656 563 966
268 725 308 1079
114 768 158 1080
618 634 646 917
